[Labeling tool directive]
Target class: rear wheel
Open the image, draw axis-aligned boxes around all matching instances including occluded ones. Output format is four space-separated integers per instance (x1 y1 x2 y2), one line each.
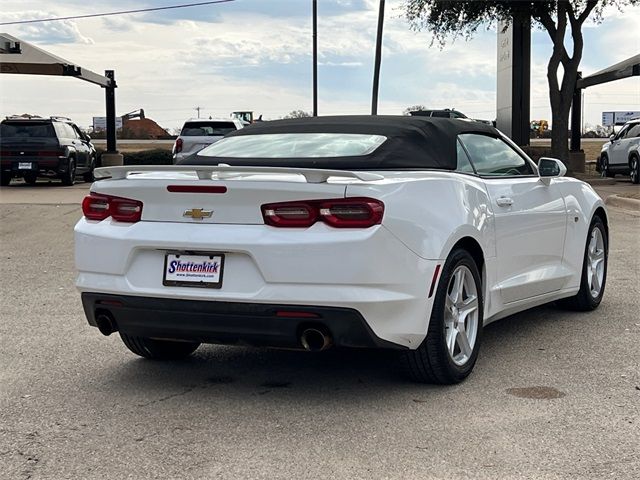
557 215 607 311
23 172 37 185
402 249 483 384
630 155 640 184
120 333 200 360
61 158 76 186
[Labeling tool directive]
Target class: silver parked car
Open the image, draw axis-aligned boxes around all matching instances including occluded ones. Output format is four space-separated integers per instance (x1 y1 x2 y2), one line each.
598 119 640 183
172 118 244 163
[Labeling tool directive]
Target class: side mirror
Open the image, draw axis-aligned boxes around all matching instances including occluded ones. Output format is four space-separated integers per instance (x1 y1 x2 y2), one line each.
538 157 566 185
609 134 615 142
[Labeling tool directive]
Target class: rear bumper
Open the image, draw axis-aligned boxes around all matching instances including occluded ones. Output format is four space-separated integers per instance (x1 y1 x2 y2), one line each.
82 292 405 350
75 219 439 349
0 157 65 173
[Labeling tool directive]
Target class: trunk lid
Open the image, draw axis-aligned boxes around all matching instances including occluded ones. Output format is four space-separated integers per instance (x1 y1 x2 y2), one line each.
90 167 378 224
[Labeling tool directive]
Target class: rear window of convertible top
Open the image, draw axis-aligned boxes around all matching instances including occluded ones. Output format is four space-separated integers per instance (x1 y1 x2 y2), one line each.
197 133 387 158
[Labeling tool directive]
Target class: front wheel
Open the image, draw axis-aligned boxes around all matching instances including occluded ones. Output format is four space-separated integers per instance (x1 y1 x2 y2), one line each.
402 249 483 384
120 333 200 360
558 215 608 311
600 156 614 178
630 155 640 185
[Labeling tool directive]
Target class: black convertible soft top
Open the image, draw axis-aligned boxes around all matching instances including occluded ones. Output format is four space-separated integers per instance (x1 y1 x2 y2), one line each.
182 115 499 171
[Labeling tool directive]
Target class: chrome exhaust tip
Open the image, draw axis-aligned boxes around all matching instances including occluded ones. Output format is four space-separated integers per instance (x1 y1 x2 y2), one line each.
300 327 332 352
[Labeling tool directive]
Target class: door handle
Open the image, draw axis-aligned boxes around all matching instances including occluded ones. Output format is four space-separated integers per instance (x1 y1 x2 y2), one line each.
496 197 513 207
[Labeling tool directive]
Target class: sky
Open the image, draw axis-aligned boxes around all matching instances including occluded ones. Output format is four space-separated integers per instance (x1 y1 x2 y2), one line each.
0 0 638 132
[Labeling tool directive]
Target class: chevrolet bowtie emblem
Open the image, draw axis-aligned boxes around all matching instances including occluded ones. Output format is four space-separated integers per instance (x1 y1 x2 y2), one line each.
183 208 213 220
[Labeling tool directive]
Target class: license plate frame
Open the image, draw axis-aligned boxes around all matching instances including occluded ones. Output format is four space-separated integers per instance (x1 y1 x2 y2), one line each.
18 162 33 170
163 252 225 289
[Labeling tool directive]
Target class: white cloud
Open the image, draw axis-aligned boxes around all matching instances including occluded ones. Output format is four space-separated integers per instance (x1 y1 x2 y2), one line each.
0 11 94 44
0 0 638 129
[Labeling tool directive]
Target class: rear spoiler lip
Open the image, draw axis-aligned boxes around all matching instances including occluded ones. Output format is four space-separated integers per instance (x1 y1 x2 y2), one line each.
93 165 385 183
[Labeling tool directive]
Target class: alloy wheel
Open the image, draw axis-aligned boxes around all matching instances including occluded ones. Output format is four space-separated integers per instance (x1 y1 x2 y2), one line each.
444 265 479 366
600 158 608 178
587 227 605 298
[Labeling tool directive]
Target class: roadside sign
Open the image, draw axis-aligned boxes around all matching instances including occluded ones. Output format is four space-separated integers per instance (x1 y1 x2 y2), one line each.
92 116 122 131
601 111 640 126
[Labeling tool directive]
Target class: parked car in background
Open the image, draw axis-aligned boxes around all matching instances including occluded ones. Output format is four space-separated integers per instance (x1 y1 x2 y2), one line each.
409 108 468 119
77 116 608 384
0 115 96 186
172 118 244 163
598 118 640 183
409 108 493 125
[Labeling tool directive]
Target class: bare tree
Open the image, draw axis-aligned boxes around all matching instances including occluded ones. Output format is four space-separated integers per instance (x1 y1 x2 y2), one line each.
403 104 427 115
284 110 313 119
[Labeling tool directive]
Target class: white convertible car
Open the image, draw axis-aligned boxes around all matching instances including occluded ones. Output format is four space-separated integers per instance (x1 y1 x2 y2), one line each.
75 116 608 384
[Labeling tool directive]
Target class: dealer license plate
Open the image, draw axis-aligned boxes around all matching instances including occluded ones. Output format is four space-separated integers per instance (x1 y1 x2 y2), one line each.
18 162 32 170
163 253 224 289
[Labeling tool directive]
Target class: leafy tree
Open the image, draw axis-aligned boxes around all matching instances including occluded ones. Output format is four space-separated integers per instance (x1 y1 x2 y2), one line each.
284 110 312 119
404 0 639 162
403 104 427 115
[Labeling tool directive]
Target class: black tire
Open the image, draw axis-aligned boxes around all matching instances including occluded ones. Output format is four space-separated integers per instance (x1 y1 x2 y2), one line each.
23 172 38 185
401 249 483 384
600 155 614 178
0 172 11 187
557 215 608 311
630 155 640 185
83 156 96 183
119 333 200 360
61 158 76 186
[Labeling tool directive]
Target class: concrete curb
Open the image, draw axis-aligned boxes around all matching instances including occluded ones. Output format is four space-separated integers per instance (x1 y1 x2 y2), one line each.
572 176 616 186
605 194 640 212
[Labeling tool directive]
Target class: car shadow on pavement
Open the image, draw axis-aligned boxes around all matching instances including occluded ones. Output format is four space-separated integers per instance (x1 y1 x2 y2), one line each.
3 179 90 188
93 302 590 405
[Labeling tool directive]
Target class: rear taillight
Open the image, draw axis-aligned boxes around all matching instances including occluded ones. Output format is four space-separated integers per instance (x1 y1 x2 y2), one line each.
38 150 65 156
82 193 143 223
174 138 183 153
261 198 384 228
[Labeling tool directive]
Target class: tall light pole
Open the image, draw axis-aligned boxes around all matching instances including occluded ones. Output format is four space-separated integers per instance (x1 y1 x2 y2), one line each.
312 0 318 116
371 0 385 115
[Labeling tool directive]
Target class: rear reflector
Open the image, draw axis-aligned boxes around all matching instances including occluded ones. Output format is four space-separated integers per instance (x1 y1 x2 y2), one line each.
82 192 143 223
428 264 442 298
167 185 227 194
262 197 384 228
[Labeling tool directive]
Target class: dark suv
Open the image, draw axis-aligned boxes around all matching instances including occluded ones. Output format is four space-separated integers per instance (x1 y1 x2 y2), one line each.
0 116 96 186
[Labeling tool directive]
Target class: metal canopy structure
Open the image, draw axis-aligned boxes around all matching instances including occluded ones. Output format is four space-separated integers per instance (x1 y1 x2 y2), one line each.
0 32 119 154
571 54 640 152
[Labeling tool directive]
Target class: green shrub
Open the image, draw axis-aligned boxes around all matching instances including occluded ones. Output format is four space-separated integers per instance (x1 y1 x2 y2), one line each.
124 149 173 166
97 149 173 167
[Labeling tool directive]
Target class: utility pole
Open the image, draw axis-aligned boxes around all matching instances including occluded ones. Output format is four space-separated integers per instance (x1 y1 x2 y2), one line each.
371 0 385 115
312 0 318 116
194 106 201 118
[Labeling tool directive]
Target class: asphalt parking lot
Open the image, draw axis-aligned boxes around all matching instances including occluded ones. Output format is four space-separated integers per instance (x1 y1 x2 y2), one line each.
1 180 639 479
